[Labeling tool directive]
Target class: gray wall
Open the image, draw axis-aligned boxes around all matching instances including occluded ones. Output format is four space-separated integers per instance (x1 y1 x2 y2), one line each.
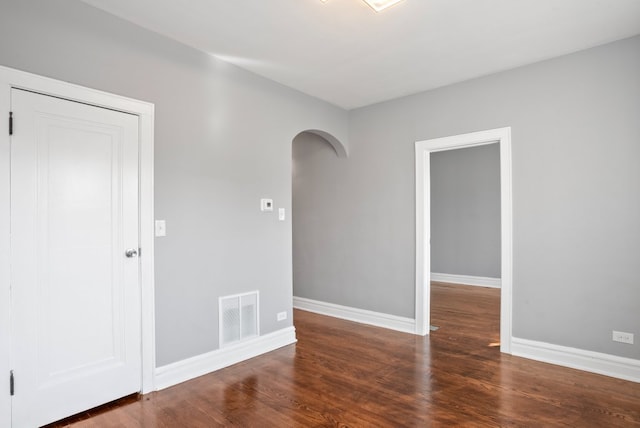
430 144 501 278
0 0 348 366
294 35 640 359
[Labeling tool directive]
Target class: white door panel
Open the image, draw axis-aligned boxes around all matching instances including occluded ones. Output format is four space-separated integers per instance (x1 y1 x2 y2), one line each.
10 89 141 427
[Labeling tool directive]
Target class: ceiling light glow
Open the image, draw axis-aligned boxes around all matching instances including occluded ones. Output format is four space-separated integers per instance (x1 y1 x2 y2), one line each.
320 0 405 12
362 0 404 12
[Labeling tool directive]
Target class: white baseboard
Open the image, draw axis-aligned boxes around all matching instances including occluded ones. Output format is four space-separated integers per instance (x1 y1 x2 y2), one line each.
293 296 415 334
155 327 297 390
511 337 640 383
431 272 501 288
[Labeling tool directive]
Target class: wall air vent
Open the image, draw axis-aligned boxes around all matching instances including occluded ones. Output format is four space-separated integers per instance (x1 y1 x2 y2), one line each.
219 291 259 347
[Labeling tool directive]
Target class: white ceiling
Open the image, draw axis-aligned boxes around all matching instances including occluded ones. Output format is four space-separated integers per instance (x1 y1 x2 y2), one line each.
80 0 640 110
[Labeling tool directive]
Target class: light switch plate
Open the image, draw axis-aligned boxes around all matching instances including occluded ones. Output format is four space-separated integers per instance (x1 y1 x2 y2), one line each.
278 208 285 221
155 220 166 237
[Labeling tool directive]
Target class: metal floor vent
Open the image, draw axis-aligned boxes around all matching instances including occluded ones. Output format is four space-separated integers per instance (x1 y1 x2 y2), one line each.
219 291 259 347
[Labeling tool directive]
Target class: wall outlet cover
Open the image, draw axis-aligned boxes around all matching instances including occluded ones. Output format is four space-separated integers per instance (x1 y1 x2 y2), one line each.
612 331 634 344
277 311 287 321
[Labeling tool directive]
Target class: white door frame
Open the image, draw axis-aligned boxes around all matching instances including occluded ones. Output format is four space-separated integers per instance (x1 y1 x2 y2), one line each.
0 65 156 426
415 127 513 353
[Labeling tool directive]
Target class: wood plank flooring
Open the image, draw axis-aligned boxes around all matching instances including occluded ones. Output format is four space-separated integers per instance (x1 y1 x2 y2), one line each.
48 283 640 427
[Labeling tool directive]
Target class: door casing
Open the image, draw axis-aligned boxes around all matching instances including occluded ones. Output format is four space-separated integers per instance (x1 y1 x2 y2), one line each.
414 127 513 354
0 65 156 427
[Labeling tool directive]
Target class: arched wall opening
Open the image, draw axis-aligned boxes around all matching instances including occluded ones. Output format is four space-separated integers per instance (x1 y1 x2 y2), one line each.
294 129 348 159
291 130 347 305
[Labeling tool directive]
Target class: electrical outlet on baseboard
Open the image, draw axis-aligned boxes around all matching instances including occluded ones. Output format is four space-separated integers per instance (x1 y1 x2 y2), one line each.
612 330 634 344
277 311 287 321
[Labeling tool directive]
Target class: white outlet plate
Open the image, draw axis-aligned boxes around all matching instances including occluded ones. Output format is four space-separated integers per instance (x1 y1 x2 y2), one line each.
278 208 285 221
277 311 287 321
612 330 634 344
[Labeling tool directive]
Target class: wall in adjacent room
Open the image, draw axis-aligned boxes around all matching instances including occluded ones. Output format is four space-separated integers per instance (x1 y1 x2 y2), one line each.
430 143 501 279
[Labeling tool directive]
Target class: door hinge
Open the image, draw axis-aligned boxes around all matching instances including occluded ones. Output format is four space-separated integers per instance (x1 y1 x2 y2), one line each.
9 112 13 136
9 370 14 396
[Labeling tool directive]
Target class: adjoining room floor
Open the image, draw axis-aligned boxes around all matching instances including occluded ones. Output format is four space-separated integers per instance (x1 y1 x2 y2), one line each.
49 283 640 427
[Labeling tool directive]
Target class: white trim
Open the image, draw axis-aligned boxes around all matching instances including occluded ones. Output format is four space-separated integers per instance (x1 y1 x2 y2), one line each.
138 96 156 394
155 327 297 391
0 69 10 428
414 146 429 336
512 337 640 383
293 296 415 334
0 65 156 406
415 127 513 354
431 273 501 288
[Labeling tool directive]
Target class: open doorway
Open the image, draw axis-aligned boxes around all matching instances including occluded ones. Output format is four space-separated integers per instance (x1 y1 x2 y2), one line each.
415 127 512 353
429 143 501 348
291 130 347 308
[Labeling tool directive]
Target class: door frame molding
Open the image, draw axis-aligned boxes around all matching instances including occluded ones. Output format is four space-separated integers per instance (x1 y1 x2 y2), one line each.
0 66 156 424
415 127 513 353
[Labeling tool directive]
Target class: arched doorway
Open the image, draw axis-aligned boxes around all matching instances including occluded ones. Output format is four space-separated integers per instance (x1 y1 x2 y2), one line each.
291 130 347 305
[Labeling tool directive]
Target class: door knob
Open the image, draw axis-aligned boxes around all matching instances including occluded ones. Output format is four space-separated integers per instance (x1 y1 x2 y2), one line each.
125 248 138 258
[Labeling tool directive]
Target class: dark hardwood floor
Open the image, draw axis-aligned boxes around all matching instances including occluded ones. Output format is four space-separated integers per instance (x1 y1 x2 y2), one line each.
49 283 640 427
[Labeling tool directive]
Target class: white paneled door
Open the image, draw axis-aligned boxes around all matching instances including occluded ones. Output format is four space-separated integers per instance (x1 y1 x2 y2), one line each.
10 89 141 427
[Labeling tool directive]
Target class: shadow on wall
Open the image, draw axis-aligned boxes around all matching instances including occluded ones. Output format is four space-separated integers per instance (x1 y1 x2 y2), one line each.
293 130 348 159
